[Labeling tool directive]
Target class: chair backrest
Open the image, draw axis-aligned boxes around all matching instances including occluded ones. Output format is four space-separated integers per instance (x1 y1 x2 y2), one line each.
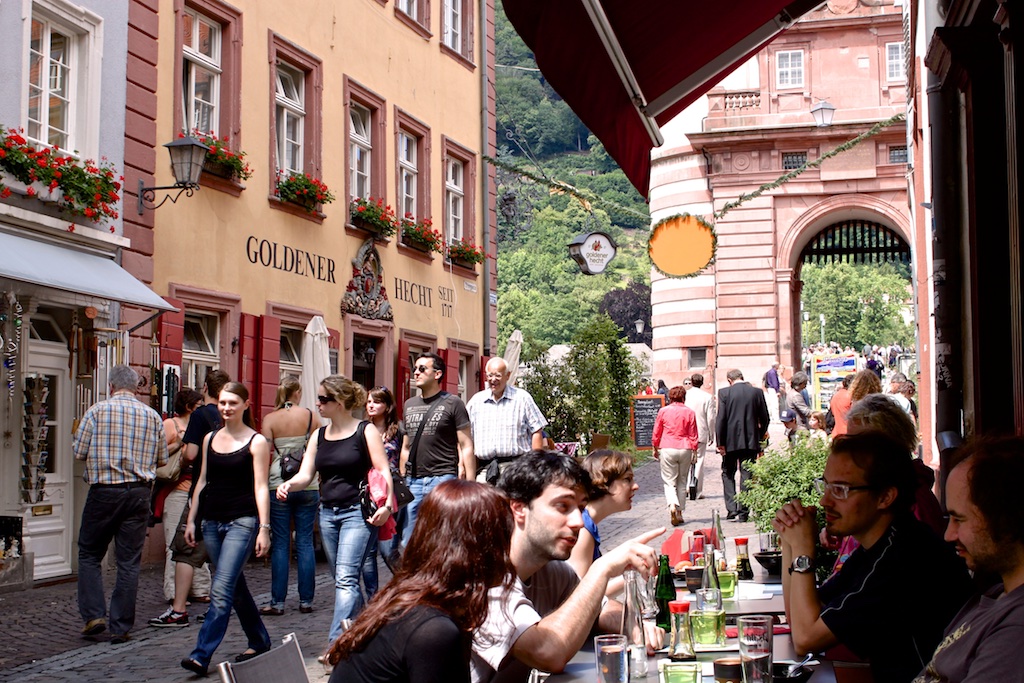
218 632 310 683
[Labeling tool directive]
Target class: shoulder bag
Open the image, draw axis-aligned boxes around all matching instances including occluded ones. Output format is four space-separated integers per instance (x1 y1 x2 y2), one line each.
279 410 314 481
156 420 186 483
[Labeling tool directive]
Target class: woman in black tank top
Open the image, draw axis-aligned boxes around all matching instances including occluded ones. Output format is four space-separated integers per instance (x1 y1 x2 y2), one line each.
180 382 273 677
277 374 394 646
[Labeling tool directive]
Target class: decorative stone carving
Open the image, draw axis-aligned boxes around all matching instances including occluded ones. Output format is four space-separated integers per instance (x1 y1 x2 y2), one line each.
341 240 394 321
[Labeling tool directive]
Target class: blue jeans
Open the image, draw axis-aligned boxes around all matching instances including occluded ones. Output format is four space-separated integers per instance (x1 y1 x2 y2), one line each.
77 485 151 636
320 503 377 643
269 489 319 609
189 517 271 667
401 474 455 549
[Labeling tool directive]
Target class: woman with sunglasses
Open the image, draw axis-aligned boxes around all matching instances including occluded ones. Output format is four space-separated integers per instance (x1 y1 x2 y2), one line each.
277 375 394 646
362 387 405 591
259 376 320 616
180 382 272 676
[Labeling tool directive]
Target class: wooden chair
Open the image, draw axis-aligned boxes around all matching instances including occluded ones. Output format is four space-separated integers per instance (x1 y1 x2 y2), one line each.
218 632 310 683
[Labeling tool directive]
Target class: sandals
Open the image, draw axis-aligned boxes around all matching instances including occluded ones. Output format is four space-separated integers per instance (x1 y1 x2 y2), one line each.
180 658 209 677
235 648 269 663
259 605 285 616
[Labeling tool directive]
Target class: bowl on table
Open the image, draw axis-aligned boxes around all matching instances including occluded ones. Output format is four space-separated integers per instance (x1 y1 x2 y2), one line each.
773 662 814 683
753 551 783 576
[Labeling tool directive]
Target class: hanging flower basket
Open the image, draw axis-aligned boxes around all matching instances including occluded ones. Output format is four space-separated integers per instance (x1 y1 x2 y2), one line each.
446 237 486 267
275 171 335 213
350 197 398 237
0 126 121 224
191 131 253 181
400 218 443 254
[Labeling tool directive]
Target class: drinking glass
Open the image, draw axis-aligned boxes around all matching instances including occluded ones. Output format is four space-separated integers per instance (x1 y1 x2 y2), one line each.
595 634 629 683
737 615 773 683
660 661 701 683
718 570 737 599
627 569 659 619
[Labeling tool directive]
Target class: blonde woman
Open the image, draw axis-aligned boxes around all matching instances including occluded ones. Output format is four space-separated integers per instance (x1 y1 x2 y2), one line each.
260 376 320 616
277 375 394 645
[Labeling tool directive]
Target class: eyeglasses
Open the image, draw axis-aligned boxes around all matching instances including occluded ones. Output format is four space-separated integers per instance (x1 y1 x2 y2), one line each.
813 477 873 500
316 395 335 404
485 373 505 380
413 365 436 375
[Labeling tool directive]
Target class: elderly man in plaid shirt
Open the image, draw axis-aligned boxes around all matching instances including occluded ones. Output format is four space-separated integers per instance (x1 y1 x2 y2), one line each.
467 357 548 484
74 364 167 644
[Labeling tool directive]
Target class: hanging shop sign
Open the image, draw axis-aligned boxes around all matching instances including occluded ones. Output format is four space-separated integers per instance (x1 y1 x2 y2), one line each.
568 231 617 275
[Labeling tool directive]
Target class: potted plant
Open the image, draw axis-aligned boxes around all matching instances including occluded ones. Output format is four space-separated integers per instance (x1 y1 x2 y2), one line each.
1 126 122 225
275 171 335 213
400 216 443 254
349 196 398 237
735 433 836 580
191 131 253 181
446 237 486 267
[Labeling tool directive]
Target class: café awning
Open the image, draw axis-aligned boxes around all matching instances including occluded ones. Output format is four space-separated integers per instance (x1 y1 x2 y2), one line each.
0 230 176 312
501 0 823 197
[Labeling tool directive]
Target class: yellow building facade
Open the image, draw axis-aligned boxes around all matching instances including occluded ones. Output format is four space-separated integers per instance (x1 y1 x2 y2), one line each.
143 0 496 420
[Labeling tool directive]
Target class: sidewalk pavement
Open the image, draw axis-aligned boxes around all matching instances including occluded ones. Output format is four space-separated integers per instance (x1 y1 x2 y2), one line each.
0 446 767 681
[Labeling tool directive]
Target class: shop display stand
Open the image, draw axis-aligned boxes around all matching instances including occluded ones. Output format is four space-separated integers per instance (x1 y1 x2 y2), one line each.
22 375 49 504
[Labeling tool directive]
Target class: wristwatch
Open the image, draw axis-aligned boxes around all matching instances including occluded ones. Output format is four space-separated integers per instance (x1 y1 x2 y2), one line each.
789 555 814 575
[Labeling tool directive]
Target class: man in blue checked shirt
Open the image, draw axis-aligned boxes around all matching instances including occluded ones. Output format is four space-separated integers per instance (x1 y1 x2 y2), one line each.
467 357 548 484
74 364 167 645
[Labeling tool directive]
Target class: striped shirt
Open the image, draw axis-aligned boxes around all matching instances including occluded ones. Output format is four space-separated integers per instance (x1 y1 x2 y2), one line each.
467 385 548 461
73 391 168 485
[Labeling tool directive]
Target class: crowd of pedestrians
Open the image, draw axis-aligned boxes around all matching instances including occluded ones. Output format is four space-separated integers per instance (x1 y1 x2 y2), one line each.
70 355 1023 683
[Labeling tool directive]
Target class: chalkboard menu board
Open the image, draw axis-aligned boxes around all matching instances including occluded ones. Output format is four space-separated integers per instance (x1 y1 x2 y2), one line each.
631 395 665 450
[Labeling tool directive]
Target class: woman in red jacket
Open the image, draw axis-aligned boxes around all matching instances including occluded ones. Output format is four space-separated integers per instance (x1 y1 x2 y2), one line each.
652 385 699 527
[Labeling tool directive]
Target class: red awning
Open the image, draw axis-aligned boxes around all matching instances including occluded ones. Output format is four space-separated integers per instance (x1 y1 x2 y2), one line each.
502 0 822 197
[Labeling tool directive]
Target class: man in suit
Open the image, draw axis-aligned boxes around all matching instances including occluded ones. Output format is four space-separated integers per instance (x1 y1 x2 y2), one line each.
685 373 716 499
716 369 769 522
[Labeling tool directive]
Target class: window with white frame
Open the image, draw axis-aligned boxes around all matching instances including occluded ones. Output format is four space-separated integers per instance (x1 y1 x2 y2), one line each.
886 42 905 82
181 8 221 135
182 312 219 390
279 328 303 381
398 132 417 220
445 156 464 244
398 0 418 22
27 15 73 150
275 63 304 175
457 356 468 402
776 50 804 89
350 104 372 199
443 0 462 53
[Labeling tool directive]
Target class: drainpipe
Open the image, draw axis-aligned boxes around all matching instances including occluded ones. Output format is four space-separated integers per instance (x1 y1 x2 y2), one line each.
480 0 493 359
925 0 964 499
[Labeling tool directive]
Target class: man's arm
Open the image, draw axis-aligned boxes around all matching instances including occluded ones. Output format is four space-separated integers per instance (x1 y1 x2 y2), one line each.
399 433 411 477
510 529 664 672
772 501 838 654
531 429 545 450
457 427 475 480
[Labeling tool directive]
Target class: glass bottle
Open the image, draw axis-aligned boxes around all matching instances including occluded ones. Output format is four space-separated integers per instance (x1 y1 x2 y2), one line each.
735 536 754 580
654 555 676 631
700 543 721 610
668 600 696 661
621 570 648 679
713 508 727 553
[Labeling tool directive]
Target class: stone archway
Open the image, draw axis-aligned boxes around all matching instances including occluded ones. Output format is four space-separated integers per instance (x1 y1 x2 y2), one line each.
774 194 913 368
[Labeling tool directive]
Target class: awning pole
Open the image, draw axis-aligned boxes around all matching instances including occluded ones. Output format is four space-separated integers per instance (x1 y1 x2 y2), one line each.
128 309 167 334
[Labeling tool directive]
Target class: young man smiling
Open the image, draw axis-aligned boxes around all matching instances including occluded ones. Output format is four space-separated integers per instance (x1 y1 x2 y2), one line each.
471 450 664 683
772 433 971 683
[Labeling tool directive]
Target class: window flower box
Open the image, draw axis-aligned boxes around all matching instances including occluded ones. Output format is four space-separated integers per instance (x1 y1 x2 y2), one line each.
191 131 252 181
400 217 443 254
275 171 334 213
446 237 486 267
350 196 398 238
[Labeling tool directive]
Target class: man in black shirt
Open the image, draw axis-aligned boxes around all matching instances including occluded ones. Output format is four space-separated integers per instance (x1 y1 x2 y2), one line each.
772 434 971 683
149 369 229 628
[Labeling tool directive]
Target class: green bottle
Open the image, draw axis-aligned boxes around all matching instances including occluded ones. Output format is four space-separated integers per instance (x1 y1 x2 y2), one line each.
655 554 676 631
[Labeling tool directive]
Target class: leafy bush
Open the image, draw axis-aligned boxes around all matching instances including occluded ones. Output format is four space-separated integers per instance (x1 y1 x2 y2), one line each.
736 433 831 533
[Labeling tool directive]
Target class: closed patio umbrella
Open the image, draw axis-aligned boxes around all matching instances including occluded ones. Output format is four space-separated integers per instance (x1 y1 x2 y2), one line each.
503 329 524 386
300 315 331 420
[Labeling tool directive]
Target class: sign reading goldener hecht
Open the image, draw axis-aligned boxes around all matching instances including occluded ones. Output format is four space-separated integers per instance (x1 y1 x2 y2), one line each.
568 231 617 274
246 236 336 283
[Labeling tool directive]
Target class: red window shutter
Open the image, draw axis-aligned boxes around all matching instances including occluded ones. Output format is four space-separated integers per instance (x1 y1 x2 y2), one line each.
440 348 459 395
255 315 281 426
157 298 186 369
396 340 411 420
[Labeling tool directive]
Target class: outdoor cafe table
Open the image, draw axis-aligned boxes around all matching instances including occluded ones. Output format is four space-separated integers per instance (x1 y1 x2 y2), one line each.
671 580 788 619
552 632 837 682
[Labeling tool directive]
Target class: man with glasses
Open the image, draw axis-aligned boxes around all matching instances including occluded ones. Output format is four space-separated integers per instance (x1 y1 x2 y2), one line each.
398 352 474 546
467 357 548 484
772 433 971 683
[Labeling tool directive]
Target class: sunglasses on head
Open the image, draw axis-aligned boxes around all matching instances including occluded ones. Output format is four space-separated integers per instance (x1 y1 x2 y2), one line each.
317 394 335 404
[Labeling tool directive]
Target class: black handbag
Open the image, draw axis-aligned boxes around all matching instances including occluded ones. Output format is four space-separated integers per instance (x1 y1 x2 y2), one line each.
391 469 414 507
359 478 379 520
279 411 314 481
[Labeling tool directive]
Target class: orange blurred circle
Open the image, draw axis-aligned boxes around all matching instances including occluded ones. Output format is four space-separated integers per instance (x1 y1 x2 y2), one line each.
649 214 716 277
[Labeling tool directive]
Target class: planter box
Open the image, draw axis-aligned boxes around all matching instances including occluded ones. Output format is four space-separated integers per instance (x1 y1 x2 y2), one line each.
352 215 393 237
402 237 434 254
202 159 238 180
450 257 479 270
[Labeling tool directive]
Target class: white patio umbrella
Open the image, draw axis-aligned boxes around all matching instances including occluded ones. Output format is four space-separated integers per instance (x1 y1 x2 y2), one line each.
503 329 524 386
300 315 332 419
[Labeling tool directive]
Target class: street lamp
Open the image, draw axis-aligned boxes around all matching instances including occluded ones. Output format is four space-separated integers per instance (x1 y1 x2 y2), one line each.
634 318 645 336
810 99 836 127
137 136 210 214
